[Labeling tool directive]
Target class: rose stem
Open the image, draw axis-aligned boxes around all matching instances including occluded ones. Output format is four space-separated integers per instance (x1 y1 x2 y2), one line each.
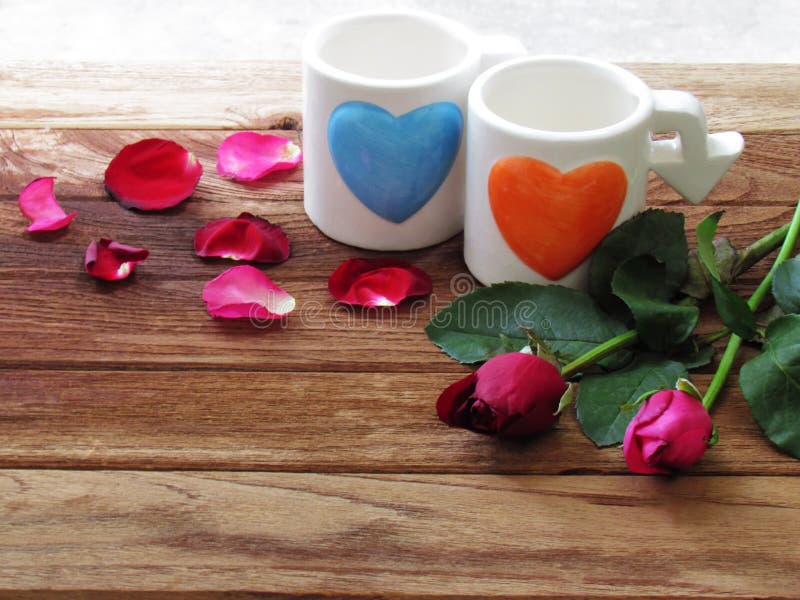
699 328 731 345
733 222 790 277
560 330 638 378
701 199 800 411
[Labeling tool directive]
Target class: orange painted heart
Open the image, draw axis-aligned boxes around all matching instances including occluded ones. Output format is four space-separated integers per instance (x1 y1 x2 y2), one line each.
489 157 627 280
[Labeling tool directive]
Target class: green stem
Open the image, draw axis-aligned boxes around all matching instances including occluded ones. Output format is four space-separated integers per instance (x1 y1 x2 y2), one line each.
560 330 638 378
732 222 790 278
700 327 731 345
702 200 800 410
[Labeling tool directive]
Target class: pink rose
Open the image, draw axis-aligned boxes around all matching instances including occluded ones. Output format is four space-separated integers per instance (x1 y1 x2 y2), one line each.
623 389 713 474
436 352 567 437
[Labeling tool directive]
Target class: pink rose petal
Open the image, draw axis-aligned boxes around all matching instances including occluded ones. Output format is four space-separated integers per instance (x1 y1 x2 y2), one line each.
194 212 290 263
328 258 432 307
19 177 77 232
216 132 302 182
85 238 149 281
202 265 295 320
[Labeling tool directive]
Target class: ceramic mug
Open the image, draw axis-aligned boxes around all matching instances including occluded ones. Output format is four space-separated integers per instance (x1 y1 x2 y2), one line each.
302 10 525 250
464 55 744 288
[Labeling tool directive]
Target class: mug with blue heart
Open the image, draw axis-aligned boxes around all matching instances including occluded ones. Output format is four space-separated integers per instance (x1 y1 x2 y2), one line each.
302 10 525 250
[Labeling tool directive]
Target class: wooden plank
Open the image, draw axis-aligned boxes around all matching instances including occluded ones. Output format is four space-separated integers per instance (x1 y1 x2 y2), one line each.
0 63 797 132
1 470 799 597
627 63 800 134
0 61 303 130
0 196 793 371
0 129 303 202
2 129 798 206
1 369 798 475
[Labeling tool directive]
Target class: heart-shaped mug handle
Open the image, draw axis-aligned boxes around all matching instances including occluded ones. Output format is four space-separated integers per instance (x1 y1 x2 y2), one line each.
649 90 744 204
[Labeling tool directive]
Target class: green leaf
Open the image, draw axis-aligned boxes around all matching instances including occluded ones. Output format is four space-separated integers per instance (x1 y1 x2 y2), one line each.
773 256 800 314
696 211 725 280
675 377 702 400
740 315 800 458
425 282 630 366
589 209 688 314
611 255 699 352
674 343 715 369
576 355 688 447
695 212 756 340
709 277 757 340
555 383 576 416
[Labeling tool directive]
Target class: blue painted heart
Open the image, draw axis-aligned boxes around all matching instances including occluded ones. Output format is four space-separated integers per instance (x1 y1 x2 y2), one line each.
327 101 463 224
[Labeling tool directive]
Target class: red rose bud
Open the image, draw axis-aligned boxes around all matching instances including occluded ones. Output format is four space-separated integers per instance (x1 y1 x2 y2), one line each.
437 352 567 437
623 389 713 475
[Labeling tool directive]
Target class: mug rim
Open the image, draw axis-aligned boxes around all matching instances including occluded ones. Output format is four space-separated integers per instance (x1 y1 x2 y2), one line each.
303 9 480 89
469 55 654 140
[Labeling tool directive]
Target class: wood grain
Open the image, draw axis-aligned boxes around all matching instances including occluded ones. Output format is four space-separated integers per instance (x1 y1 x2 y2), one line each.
1 62 798 132
0 196 793 371
2 470 799 598
1 369 798 475
0 61 303 130
627 63 800 134
0 130 303 201
2 129 798 205
2 62 799 599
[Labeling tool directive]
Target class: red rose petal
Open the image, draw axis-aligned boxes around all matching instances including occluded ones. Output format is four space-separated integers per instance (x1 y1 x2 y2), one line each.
328 258 432 307
194 212 290 263
85 238 149 281
202 265 295 320
18 177 77 232
216 132 302 182
436 372 479 427
105 138 203 210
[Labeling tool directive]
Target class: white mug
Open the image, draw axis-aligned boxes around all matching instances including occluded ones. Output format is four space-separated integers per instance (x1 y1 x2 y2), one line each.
464 55 744 288
302 10 525 250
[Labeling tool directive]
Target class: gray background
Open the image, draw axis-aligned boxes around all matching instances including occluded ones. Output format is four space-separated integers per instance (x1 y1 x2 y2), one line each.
0 0 797 63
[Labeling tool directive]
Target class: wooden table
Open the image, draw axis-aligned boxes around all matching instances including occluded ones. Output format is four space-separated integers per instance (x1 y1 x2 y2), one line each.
1 61 799 598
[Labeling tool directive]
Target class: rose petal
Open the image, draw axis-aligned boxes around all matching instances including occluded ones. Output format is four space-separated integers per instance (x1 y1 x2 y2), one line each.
328 258 432 307
18 177 77 232
194 212 290 263
623 426 668 475
202 265 295 320
85 238 149 281
216 132 302 182
658 426 713 468
105 138 203 210
436 372 479 426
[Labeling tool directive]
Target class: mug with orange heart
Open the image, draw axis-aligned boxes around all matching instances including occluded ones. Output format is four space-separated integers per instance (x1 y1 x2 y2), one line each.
464 55 744 288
